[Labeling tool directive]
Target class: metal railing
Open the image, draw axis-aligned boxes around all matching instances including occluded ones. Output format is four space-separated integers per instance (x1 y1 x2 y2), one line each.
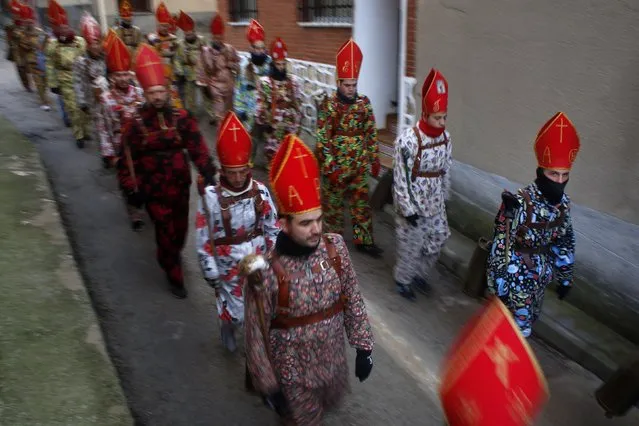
297 0 353 24
229 0 257 23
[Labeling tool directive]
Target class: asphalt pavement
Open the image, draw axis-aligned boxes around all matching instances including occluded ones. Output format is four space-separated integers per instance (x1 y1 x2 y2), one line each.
1 53 637 426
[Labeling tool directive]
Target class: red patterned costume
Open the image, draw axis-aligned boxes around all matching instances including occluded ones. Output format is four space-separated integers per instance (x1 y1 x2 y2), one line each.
118 44 216 298
244 135 374 425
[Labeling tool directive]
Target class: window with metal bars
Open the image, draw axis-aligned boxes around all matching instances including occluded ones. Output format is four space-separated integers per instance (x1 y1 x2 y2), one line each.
118 0 150 13
297 0 353 24
229 0 257 23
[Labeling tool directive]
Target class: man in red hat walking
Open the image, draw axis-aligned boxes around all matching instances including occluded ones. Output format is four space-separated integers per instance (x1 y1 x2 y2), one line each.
117 44 216 299
195 111 280 352
316 38 383 258
113 0 143 54
234 19 271 167
73 12 106 126
243 134 374 425
254 37 302 163
196 13 240 126
175 10 204 114
6 0 31 91
486 113 579 338
393 68 453 300
147 2 182 109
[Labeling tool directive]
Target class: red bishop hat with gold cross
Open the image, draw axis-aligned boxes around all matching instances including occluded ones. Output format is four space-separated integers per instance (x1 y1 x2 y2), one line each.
80 12 102 45
217 112 252 168
422 68 448 115
336 38 362 80
133 43 166 89
47 0 68 28
246 19 265 45
119 0 133 20
10 0 23 21
155 2 172 25
106 33 132 73
440 296 550 426
176 10 195 33
269 134 321 215
19 3 35 23
211 13 224 36
534 112 580 172
270 37 288 61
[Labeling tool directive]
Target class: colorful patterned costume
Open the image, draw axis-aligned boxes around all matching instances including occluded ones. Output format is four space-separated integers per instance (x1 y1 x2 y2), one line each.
73 13 106 120
113 0 143 55
234 19 271 133
487 112 579 337
254 38 302 162
196 113 279 351
393 69 452 298
244 135 374 425
118 45 216 296
175 12 204 113
46 2 88 142
6 0 30 91
196 14 240 124
147 2 182 109
15 6 50 107
97 85 144 160
315 41 380 248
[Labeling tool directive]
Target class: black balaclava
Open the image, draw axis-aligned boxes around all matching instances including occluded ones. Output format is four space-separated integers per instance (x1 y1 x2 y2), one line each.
535 167 567 205
270 62 287 81
275 229 318 257
251 52 268 66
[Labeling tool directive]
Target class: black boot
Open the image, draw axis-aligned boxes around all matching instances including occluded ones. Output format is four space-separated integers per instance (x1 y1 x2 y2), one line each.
76 138 85 149
412 276 432 296
101 157 111 169
355 243 384 259
220 321 237 353
396 281 416 301
169 282 188 299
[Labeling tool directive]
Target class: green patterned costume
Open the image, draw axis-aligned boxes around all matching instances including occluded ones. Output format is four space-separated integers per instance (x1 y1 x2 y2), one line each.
46 35 88 141
315 93 379 246
175 36 204 113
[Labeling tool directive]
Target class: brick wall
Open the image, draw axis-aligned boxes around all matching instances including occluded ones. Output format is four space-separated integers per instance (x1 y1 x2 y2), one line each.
217 0 351 65
406 0 416 77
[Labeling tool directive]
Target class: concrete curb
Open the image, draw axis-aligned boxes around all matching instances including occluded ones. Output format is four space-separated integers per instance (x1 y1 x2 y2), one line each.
379 204 637 382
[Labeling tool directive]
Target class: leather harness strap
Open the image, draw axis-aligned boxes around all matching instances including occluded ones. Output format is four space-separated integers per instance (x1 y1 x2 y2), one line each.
214 181 264 245
411 127 448 182
270 235 345 329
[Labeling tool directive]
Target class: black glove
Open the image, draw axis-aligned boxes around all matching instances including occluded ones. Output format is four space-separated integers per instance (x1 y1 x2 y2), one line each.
237 111 248 122
355 349 373 382
176 75 186 85
80 104 89 113
51 87 60 95
126 191 145 208
202 87 212 99
405 214 419 227
263 390 289 418
261 124 274 134
557 284 571 300
501 191 520 220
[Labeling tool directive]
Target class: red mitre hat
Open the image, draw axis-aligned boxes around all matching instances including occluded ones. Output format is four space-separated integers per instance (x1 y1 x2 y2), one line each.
336 38 362 80
106 33 132 73
80 12 102 44
217 112 252 168
440 297 550 426
246 19 265 44
534 112 580 172
269 135 321 215
155 2 171 24
10 0 23 20
48 0 68 27
119 0 133 20
270 37 288 61
19 3 35 22
176 10 194 32
133 43 166 89
210 14 224 36
422 68 448 114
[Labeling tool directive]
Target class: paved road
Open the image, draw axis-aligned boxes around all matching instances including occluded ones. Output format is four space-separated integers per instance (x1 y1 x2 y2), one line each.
1 55 637 426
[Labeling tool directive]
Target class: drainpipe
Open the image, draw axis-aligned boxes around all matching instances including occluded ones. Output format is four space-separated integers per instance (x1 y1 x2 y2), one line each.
96 0 107 33
398 0 408 133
